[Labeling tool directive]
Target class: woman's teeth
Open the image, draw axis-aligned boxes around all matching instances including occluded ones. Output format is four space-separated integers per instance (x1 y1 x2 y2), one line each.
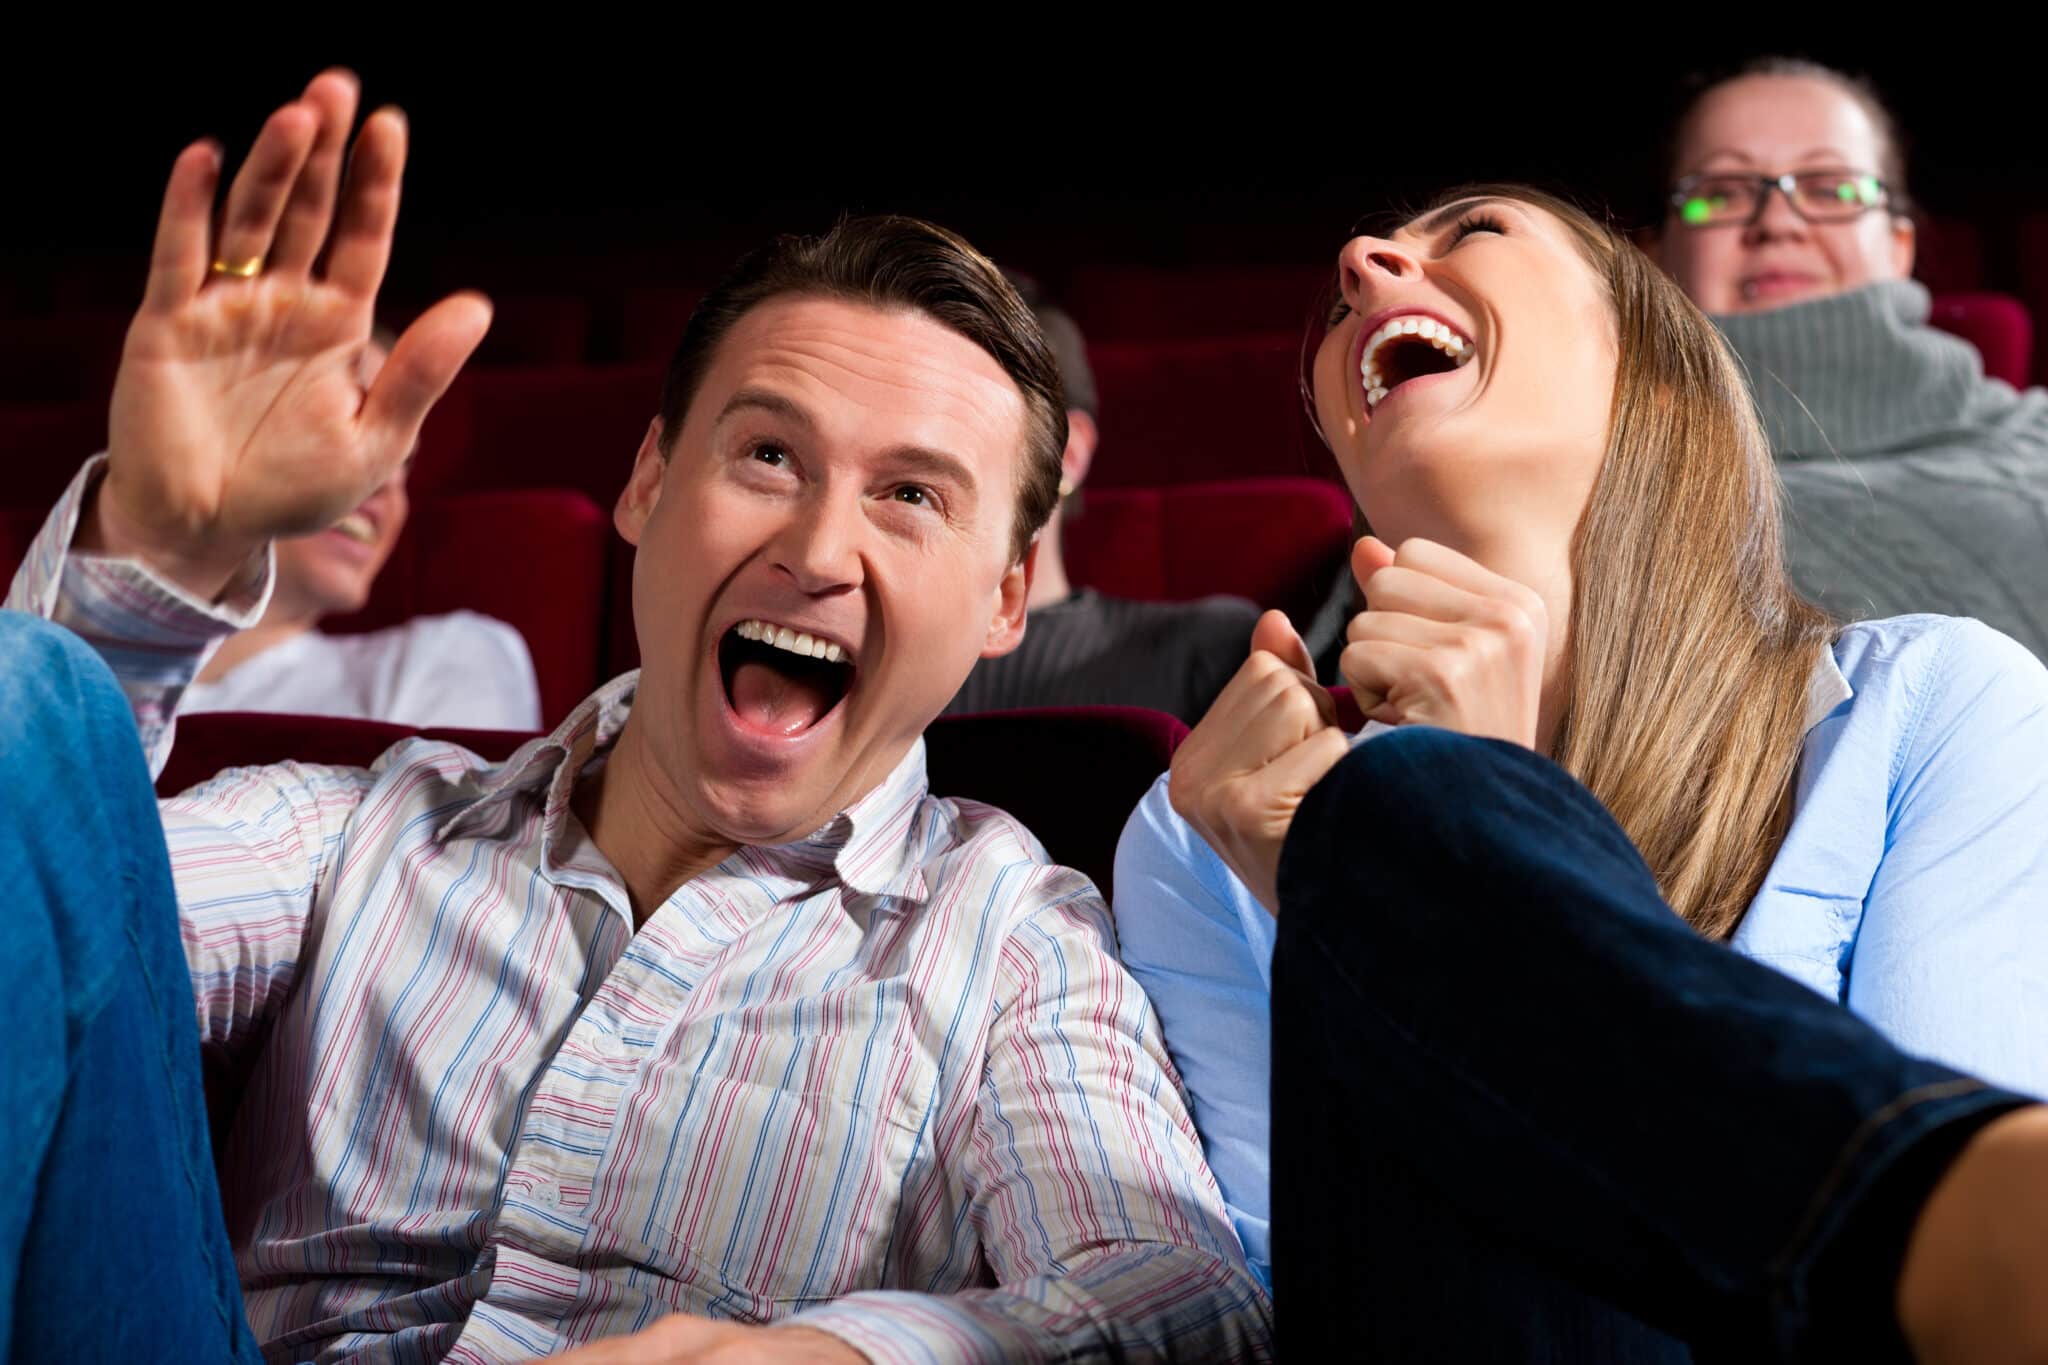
1361 315 1476 410
332 513 378 544
734 618 850 664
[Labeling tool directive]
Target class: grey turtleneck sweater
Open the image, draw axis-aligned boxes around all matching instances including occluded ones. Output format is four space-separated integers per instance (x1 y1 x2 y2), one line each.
1714 280 2048 658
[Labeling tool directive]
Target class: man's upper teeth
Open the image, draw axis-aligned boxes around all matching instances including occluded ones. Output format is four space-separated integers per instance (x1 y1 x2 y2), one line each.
1361 314 1476 409
334 513 376 543
735 618 848 664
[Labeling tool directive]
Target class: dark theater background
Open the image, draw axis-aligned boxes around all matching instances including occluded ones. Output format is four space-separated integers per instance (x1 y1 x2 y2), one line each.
5 41 2041 321
3 40 2042 714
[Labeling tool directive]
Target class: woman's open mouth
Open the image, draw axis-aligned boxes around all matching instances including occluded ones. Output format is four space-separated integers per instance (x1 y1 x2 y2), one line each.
717 618 858 737
1359 313 1477 412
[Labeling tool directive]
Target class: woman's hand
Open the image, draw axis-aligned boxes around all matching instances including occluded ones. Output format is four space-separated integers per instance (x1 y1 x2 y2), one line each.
84 68 491 599
1340 535 1548 748
1168 611 1352 916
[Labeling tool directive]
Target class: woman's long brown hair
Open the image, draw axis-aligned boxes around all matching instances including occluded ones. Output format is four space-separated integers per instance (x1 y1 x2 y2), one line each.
1378 185 1839 938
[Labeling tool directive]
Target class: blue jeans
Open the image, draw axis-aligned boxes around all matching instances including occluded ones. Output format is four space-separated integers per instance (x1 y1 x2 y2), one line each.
1272 728 2033 1363
0 613 261 1363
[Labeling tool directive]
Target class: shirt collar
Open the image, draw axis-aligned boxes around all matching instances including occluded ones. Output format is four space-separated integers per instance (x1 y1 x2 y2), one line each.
435 671 641 844
1804 638 1855 733
436 672 936 905
778 738 934 904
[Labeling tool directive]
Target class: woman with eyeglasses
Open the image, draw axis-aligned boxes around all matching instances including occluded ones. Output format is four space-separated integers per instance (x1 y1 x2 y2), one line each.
1654 57 2048 660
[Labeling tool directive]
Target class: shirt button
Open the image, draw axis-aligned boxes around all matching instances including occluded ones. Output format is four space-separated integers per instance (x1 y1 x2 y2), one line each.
534 1182 560 1210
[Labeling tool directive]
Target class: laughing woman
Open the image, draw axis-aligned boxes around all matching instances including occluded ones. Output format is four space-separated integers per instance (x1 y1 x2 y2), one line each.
1114 186 2048 1363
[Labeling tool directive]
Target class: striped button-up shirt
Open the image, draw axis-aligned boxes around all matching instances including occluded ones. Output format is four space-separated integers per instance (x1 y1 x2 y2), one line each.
10 461 1272 1364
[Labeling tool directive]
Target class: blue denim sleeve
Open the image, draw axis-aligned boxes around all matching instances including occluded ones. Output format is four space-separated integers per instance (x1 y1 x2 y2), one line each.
1848 618 2048 1098
1112 772 1278 1290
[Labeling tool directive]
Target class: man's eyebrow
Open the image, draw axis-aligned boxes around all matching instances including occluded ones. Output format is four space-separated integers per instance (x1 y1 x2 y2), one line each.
714 388 815 429
878 445 979 497
1410 196 1518 236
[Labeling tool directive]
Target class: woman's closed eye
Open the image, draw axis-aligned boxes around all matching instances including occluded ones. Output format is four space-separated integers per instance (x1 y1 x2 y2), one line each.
1446 212 1508 247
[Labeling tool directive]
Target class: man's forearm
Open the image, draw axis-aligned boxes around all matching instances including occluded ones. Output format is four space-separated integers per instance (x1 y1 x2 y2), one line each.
6 455 272 777
791 1242 1273 1365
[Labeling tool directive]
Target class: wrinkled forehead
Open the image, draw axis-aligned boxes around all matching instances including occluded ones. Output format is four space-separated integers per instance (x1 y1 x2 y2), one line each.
703 295 1028 456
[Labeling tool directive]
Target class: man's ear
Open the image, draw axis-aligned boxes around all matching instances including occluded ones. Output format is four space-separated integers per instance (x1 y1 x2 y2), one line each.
1891 215 1918 280
981 538 1038 659
615 417 668 547
1062 410 1099 492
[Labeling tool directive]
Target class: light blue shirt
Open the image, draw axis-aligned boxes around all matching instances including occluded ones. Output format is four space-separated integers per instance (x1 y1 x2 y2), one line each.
1113 615 2048 1292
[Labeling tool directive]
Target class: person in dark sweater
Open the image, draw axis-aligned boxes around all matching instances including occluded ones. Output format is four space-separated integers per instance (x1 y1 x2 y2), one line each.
942 282 1259 724
1652 57 2048 659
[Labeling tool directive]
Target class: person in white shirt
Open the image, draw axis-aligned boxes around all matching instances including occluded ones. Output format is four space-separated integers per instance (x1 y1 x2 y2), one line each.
181 334 542 730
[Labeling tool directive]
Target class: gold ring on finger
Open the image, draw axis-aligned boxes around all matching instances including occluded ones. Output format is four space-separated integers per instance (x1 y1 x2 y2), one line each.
210 256 265 279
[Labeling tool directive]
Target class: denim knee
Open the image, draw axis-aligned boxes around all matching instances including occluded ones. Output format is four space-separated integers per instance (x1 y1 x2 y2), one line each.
0 611 130 762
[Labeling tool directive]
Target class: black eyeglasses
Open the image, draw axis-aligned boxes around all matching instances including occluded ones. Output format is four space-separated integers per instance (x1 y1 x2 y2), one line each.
1668 170 1894 228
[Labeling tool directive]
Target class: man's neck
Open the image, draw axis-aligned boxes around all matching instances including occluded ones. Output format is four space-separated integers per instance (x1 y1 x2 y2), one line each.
572 711 740 926
197 614 320 684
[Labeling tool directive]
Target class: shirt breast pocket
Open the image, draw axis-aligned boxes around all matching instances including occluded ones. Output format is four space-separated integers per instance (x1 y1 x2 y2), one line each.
620 977 941 1317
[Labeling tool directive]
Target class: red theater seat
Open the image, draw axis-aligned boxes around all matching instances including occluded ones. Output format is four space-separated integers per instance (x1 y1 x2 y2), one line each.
1 405 106 509
619 286 707 363
1089 333 1336 488
0 313 127 403
1065 264 1335 340
157 705 1182 900
2013 214 2048 383
1928 292 2034 389
324 489 611 727
1065 478 1356 622
465 294 595 366
417 364 661 509
1914 216 1987 296
1 505 45 578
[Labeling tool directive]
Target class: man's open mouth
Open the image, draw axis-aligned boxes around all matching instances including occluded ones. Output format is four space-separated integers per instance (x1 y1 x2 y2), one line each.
717 618 858 737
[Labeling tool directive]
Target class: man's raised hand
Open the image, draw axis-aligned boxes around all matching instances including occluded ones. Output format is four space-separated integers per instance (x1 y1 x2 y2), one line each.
84 68 491 598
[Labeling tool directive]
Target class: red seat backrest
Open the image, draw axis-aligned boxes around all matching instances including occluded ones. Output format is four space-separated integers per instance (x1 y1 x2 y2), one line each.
1914 216 1986 296
1064 264 1334 341
414 364 661 509
1065 478 1355 621
462 294 595 367
2012 213 2048 384
618 286 708 363
0 313 128 403
0 404 106 511
1 504 45 581
1927 292 2034 389
1089 333 1337 488
324 489 612 727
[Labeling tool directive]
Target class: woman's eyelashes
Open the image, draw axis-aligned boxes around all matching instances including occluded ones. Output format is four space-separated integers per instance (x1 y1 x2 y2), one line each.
1446 212 1507 247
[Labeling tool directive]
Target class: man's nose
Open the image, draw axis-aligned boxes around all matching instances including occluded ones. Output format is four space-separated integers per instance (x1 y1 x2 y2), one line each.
769 489 864 596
